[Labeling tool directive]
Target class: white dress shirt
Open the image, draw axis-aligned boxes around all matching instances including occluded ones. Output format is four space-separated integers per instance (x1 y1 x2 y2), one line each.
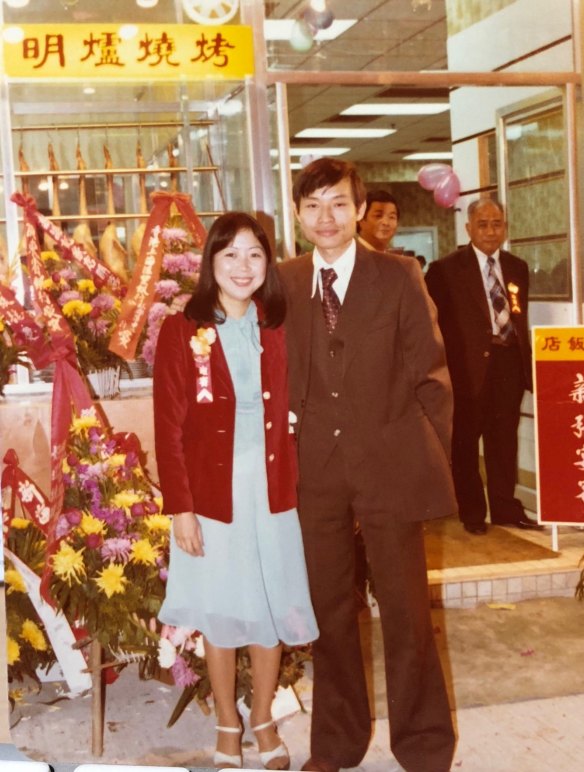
311 240 356 304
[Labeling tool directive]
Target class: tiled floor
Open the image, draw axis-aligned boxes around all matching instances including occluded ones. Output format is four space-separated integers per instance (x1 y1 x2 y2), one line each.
428 523 584 609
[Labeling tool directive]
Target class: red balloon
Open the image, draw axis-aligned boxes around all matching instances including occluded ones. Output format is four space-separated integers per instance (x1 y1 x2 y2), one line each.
417 163 452 191
433 172 461 208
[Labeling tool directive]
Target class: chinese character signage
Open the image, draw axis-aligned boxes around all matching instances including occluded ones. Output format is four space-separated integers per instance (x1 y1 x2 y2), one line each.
2 24 254 80
533 325 584 524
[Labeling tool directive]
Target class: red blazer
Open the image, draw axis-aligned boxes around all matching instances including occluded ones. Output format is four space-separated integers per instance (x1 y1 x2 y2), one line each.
153 304 298 522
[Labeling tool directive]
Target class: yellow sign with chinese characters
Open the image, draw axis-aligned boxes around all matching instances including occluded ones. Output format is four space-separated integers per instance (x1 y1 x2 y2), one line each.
533 326 584 361
2 24 254 80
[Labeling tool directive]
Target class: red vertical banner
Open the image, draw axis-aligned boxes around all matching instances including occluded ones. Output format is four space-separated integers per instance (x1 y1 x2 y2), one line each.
533 326 584 524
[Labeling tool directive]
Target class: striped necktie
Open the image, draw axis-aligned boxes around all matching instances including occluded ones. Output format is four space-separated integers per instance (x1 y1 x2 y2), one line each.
485 256 514 341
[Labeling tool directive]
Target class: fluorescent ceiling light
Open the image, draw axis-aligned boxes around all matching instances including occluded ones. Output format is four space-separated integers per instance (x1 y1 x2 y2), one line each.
289 147 350 156
296 128 395 139
403 152 453 160
342 103 450 116
264 19 356 41
274 163 302 171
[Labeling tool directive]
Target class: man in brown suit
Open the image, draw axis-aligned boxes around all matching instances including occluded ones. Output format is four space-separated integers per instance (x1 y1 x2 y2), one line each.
425 199 540 536
279 158 456 772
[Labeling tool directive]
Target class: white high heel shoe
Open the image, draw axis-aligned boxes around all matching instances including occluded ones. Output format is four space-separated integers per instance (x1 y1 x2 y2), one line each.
213 724 243 769
251 719 290 771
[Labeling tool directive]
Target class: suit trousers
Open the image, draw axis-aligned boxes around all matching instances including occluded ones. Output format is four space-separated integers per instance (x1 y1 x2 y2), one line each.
452 341 525 526
298 444 455 772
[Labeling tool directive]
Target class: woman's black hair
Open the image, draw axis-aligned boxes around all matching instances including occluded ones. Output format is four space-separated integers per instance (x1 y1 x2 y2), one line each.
184 212 286 328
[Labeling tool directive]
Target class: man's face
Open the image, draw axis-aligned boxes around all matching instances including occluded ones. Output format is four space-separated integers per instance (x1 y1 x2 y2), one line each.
359 201 399 251
466 202 507 256
295 177 366 264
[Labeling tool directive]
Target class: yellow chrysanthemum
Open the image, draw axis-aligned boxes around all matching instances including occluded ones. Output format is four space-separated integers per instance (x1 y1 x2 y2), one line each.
106 453 127 469
62 458 71 474
42 278 56 291
51 543 86 585
80 512 106 536
94 563 128 598
143 514 171 533
62 299 92 318
77 279 96 294
113 298 121 311
7 637 21 666
20 620 48 652
71 409 100 434
130 538 159 566
4 568 26 595
40 250 59 263
112 491 142 509
0 319 5 333
153 496 163 513
10 517 30 530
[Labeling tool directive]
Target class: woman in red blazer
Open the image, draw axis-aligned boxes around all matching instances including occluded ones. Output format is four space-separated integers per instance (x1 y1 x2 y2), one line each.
153 212 318 770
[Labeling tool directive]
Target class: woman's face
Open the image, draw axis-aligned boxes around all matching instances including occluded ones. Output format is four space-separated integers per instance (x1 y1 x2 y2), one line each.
213 228 267 317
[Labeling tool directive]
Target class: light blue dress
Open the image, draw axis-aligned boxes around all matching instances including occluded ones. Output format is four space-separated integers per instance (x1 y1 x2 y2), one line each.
159 303 319 648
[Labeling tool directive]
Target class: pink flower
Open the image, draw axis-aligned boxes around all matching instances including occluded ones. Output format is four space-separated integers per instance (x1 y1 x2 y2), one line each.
171 654 200 688
91 294 116 312
101 537 132 563
155 279 181 300
59 290 82 305
86 533 102 549
65 509 82 525
148 302 170 325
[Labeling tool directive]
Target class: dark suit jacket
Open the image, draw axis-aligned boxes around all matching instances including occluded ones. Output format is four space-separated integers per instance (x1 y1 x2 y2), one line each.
425 243 532 398
153 304 298 522
279 243 457 522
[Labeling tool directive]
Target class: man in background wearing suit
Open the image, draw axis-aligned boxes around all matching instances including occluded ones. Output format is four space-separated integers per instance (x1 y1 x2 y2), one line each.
279 158 456 772
356 189 401 254
426 198 541 535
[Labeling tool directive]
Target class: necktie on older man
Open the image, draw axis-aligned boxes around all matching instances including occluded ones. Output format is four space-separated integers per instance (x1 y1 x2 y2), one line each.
485 255 514 341
321 268 341 333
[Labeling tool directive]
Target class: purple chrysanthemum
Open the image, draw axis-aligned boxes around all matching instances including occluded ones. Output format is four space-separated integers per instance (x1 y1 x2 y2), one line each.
171 654 200 688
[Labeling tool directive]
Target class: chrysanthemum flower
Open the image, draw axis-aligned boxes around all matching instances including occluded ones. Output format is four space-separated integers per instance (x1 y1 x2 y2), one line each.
5 568 26 594
78 279 97 294
71 409 100 435
62 299 93 318
130 538 159 566
20 620 48 651
171 654 200 687
94 563 128 598
101 537 132 563
106 453 127 469
7 637 21 666
9 517 30 530
112 491 142 509
51 543 86 585
80 512 106 536
143 514 171 533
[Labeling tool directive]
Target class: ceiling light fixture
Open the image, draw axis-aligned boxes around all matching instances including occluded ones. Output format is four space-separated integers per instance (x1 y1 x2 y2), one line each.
296 128 396 139
3 0 30 8
403 152 453 160
289 147 350 157
136 0 159 8
265 20 356 41
342 103 450 116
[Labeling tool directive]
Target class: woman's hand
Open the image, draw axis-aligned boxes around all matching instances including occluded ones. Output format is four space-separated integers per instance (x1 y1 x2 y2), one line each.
173 512 205 557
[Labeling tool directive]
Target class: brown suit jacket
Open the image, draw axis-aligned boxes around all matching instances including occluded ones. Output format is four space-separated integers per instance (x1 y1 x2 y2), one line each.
279 243 457 522
425 243 532 398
